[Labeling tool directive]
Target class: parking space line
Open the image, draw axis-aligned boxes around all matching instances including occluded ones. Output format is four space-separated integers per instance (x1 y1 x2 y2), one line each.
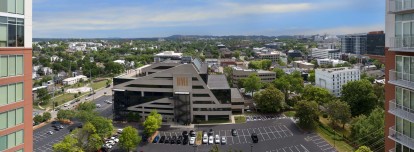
265 127 277 139
319 144 330 148
261 127 271 140
277 125 288 137
288 147 294 152
271 126 283 138
282 125 294 136
256 127 266 141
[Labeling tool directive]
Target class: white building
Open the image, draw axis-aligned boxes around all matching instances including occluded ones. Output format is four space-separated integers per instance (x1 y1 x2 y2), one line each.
310 48 341 59
315 67 360 96
50 55 62 62
317 59 347 67
62 75 88 85
154 51 183 63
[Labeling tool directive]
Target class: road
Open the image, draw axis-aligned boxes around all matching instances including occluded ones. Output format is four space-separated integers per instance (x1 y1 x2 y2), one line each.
33 95 114 152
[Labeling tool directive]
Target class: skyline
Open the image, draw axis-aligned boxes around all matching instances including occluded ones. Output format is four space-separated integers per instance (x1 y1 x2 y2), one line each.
33 0 385 38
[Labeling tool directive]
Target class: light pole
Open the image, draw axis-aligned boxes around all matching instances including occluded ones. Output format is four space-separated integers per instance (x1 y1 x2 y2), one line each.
250 144 253 152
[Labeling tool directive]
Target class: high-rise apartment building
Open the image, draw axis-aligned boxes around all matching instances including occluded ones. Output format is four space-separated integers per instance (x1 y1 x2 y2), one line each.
366 31 385 56
341 34 367 55
315 67 360 97
385 0 414 151
0 0 33 151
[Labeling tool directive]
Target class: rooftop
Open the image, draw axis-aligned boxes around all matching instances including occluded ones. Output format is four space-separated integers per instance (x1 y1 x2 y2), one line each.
155 51 183 56
231 88 243 99
207 75 230 90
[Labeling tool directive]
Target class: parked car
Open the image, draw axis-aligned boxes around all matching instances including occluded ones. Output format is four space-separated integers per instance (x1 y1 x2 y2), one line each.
153 136 160 143
159 136 166 143
189 137 196 145
96 104 102 108
114 138 119 143
117 129 123 134
202 134 208 144
190 130 196 137
105 144 112 149
171 136 176 144
231 129 237 136
208 129 213 136
182 131 188 138
208 136 214 144
251 133 258 143
221 137 226 144
64 103 69 107
164 136 170 144
215 135 220 144
47 131 53 135
177 136 183 144
183 136 189 145
59 125 64 129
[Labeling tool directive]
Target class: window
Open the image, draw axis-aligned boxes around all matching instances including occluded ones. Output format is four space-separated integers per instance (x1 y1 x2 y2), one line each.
16 0 23 14
0 0 23 14
0 16 24 47
0 130 24 150
0 108 23 130
7 0 15 14
0 55 24 77
0 135 6 151
15 149 23 152
0 83 24 106
193 94 210 97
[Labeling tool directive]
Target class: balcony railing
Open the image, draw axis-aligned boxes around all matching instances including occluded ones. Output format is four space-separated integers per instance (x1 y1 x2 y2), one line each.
388 70 414 90
389 99 414 122
388 126 414 150
389 36 414 52
389 0 414 13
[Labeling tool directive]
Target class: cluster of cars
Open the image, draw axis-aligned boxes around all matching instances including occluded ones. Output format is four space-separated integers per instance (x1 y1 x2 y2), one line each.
153 130 196 145
202 129 227 145
103 135 119 149
47 121 65 135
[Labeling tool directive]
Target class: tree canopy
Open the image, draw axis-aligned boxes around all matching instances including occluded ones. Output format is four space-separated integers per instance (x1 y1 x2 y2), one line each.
119 126 141 151
243 73 263 95
254 85 285 113
302 85 333 105
341 80 378 116
143 110 162 135
325 100 351 128
273 71 304 103
350 108 384 151
295 101 319 131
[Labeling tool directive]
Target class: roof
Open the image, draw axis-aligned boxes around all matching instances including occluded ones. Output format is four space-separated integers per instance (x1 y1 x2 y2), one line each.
207 75 230 90
231 88 242 99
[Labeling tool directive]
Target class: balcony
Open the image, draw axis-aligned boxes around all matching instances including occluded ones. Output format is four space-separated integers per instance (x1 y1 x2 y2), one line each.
388 99 414 122
388 70 414 90
389 0 414 14
388 36 414 52
388 126 414 150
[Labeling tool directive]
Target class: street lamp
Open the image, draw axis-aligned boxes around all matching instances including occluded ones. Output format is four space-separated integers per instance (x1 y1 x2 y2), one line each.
250 144 253 152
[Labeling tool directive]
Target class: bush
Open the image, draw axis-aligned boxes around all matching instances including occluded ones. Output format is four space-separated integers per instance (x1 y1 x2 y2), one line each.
43 112 52 121
34 115 44 124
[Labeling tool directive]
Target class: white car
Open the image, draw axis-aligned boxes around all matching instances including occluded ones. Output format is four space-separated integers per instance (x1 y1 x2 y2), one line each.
202 135 208 144
47 131 53 135
117 129 123 134
114 138 119 143
215 135 220 144
107 140 115 145
105 144 112 149
96 104 101 108
63 103 69 107
208 136 214 144
105 100 112 104
110 137 116 140
189 137 196 145
221 137 226 144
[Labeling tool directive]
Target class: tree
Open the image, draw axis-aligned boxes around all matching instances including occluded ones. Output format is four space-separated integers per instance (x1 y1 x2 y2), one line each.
106 79 112 86
119 126 141 152
77 102 96 111
57 110 75 120
237 78 246 89
295 101 319 131
72 122 102 152
233 51 240 59
248 61 261 70
325 100 351 128
53 136 83 152
341 80 377 116
42 112 52 122
273 72 304 103
89 116 114 138
34 115 44 124
273 68 285 78
302 85 333 105
254 85 284 113
223 67 233 86
350 108 384 150
261 59 272 70
308 70 315 84
349 56 357 64
355 146 373 152
127 112 140 122
373 84 385 109
143 110 162 135
37 88 51 105
243 73 263 96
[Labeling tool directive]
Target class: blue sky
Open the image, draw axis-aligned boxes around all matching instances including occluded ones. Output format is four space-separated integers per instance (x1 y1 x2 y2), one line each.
33 0 385 38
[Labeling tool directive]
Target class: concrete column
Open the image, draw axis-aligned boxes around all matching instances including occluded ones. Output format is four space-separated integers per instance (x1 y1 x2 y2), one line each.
205 115 208 121
142 107 145 120
141 91 144 97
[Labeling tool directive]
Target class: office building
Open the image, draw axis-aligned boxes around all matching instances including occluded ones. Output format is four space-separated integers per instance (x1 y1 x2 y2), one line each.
385 1 414 151
62 75 88 85
292 61 314 70
112 58 244 124
0 0 33 151
341 34 367 55
231 67 276 88
310 48 340 59
287 50 302 59
315 67 360 97
316 59 347 67
366 31 385 56
255 51 285 63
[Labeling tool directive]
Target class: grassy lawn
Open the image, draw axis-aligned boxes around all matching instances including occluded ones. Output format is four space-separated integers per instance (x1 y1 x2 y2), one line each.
234 116 246 124
197 119 230 124
316 125 354 152
319 116 351 137
196 131 202 145
283 111 296 117
91 80 108 90
34 92 87 110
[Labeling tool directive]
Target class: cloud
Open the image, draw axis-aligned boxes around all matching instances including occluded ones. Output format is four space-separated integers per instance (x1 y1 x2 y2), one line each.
33 1 316 34
302 24 385 35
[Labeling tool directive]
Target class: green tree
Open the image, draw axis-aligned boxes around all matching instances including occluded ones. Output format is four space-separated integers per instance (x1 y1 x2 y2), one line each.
37 88 51 105
248 61 261 70
143 110 162 135
273 72 304 103
349 56 357 64
295 101 319 131
127 112 140 122
325 100 352 128
302 85 333 105
57 110 75 120
34 115 44 124
243 73 263 96
308 70 315 84
119 126 141 152
355 146 373 152
53 135 83 152
77 102 96 111
42 112 52 122
373 84 385 109
341 80 378 116
89 116 114 138
223 67 233 86
273 68 285 78
261 59 272 70
237 78 246 89
233 51 240 59
254 85 285 113
350 108 384 150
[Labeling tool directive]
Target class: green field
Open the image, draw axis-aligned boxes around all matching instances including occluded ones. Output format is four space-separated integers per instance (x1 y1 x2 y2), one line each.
234 116 246 124
283 111 296 117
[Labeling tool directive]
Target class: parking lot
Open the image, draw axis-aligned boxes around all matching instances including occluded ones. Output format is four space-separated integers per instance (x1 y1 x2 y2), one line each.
33 95 113 152
137 118 336 152
245 114 284 122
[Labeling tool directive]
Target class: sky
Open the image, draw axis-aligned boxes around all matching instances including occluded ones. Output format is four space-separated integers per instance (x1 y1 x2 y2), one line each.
33 0 385 38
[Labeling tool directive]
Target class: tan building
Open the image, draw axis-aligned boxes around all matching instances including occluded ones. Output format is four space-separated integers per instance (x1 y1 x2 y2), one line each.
293 61 314 70
0 0 33 151
231 67 276 88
